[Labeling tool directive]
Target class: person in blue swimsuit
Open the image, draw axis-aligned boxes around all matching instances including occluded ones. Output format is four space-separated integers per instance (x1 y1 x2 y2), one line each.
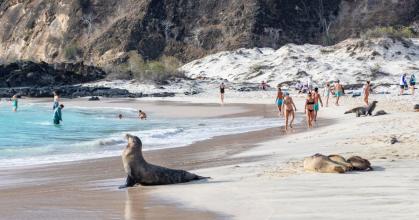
275 84 284 116
11 95 18 112
53 104 64 125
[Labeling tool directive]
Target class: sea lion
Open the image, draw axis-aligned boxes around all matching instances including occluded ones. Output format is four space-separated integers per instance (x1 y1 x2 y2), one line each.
120 134 209 188
347 156 373 171
303 154 347 173
345 101 378 117
374 110 387 116
328 155 353 171
414 104 419 112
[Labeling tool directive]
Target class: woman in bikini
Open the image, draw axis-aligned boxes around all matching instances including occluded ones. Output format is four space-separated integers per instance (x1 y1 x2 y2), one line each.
275 84 284 116
305 92 315 128
281 92 297 131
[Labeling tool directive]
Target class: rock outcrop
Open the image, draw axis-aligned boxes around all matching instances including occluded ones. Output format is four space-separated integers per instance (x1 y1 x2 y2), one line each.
0 0 417 65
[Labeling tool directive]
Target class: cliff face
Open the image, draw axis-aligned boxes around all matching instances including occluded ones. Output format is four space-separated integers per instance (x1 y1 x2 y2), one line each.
0 0 417 65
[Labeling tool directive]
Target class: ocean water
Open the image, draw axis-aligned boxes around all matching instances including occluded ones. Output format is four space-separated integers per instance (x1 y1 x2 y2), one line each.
0 102 282 168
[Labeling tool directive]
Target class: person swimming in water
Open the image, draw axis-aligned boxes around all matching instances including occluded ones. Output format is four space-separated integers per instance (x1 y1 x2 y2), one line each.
53 104 64 125
312 87 323 122
53 90 61 110
118 114 123 119
305 92 315 128
11 95 18 112
281 92 297 131
139 110 147 120
275 84 284 116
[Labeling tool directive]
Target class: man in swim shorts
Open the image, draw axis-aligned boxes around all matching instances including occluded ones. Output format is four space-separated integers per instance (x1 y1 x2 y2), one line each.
53 104 64 125
275 84 284 115
312 87 323 121
334 80 343 106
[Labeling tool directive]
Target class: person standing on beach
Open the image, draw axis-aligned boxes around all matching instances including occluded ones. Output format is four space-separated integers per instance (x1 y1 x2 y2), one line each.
11 95 18 112
363 81 371 105
323 82 331 107
275 85 284 115
312 88 323 122
220 82 226 105
400 73 407 95
53 90 60 110
410 74 416 95
282 92 297 131
334 80 343 106
305 92 315 128
53 104 64 125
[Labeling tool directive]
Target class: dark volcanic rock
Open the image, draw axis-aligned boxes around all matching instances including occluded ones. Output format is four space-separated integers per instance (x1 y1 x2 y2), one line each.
0 61 106 88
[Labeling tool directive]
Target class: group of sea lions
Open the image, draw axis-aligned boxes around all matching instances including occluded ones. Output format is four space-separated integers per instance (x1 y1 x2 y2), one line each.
344 101 388 117
303 154 372 173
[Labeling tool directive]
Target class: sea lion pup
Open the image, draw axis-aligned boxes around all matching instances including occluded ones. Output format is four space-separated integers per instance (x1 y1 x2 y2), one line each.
328 155 353 171
374 110 388 116
303 154 347 173
344 101 378 117
347 156 373 171
120 134 209 189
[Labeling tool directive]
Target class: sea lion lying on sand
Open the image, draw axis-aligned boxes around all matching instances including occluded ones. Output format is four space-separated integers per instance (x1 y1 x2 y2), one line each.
303 154 347 173
415 104 419 112
374 110 387 116
345 101 378 117
120 134 209 188
347 156 373 171
304 154 372 173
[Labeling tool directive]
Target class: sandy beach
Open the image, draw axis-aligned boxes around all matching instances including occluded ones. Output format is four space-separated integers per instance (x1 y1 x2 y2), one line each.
1 92 418 220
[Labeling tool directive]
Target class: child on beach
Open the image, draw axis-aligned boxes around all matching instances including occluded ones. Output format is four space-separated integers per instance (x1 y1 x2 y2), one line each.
410 74 416 95
305 92 315 128
11 95 18 112
334 80 343 106
312 88 323 122
53 91 60 110
281 92 297 131
53 104 64 125
275 85 284 116
323 82 331 107
220 82 226 105
139 110 147 120
363 81 371 105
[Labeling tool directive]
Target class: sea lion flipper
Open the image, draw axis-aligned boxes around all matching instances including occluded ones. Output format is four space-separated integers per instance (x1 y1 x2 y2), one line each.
119 176 136 189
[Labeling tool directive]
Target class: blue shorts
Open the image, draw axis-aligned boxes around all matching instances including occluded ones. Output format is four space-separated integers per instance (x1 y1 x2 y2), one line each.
314 103 320 111
277 99 283 106
335 91 342 97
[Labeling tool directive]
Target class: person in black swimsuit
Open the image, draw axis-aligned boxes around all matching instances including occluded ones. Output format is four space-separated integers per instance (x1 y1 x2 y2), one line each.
220 82 226 104
304 92 315 128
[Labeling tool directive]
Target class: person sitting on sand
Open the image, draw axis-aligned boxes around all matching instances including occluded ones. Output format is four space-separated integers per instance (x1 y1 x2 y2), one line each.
323 82 331 107
275 85 284 116
53 104 64 125
139 110 147 120
282 92 297 131
312 88 323 122
334 80 343 106
363 81 371 105
305 92 315 128
53 90 61 110
11 95 18 112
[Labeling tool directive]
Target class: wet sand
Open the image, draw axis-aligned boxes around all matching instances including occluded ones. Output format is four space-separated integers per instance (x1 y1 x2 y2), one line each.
0 99 293 220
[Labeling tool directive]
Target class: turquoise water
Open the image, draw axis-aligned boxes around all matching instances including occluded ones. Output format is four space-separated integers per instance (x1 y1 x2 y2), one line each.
0 102 281 167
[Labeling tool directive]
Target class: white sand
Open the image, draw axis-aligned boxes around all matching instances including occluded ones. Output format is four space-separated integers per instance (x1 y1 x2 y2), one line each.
145 93 419 219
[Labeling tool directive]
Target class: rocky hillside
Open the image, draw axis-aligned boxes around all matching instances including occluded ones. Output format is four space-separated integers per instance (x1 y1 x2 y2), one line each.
181 38 419 87
0 0 417 66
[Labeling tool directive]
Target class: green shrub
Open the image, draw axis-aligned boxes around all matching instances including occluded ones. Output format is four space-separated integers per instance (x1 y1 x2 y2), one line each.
361 26 416 40
64 44 81 60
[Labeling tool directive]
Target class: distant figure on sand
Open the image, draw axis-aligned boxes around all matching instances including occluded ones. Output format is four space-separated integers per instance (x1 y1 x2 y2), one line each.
312 88 323 122
282 93 297 131
275 85 284 115
305 92 315 128
220 82 226 104
53 104 64 125
53 90 60 110
139 110 147 120
410 74 416 95
400 73 407 95
11 95 18 112
363 81 371 105
334 80 343 106
323 82 331 107
261 81 268 90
